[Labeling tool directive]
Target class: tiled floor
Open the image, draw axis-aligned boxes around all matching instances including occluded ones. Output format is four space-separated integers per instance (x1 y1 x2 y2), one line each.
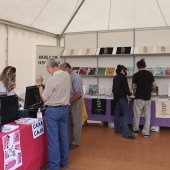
43 125 170 170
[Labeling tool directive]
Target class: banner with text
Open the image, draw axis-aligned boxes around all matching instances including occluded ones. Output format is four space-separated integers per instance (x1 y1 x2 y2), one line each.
156 101 170 118
32 120 44 139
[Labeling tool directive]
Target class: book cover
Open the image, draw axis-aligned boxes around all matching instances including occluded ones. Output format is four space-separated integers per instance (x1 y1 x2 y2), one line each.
165 68 170 76
72 67 80 74
79 67 88 75
105 67 115 76
81 48 96 55
147 68 154 75
155 46 170 53
116 47 131 54
99 47 113 55
138 46 154 54
126 67 134 76
66 49 79 55
89 84 98 94
97 67 106 76
86 67 96 75
155 68 165 76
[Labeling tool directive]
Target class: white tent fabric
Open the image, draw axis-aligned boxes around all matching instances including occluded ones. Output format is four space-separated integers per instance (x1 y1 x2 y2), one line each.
0 0 169 35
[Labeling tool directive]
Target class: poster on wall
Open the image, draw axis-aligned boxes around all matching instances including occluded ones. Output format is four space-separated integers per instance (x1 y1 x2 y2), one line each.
36 46 63 84
2 130 22 170
156 101 170 118
91 99 106 115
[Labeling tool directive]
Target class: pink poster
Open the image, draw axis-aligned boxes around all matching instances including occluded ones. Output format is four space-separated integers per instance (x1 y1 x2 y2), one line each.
2 130 22 170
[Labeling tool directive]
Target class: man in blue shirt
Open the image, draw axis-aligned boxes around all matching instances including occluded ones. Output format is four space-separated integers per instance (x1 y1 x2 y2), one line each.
60 63 83 149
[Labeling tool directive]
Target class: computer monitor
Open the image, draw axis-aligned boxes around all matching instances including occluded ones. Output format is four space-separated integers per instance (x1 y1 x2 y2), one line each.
0 95 18 125
24 85 42 109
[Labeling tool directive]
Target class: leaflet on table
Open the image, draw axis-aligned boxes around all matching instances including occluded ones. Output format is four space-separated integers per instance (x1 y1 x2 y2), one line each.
2 130 22 170
2 124 19 133
15 118 39 125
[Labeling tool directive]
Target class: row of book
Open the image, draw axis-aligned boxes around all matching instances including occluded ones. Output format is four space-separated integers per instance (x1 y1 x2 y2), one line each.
63 46 170 56
73 67 134 76
73 67 170 76
73 67 115 76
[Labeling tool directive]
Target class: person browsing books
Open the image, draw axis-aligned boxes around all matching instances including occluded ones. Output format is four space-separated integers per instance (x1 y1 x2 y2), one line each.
132 59 156 137
112 65 135 140
60 62 83 150
36 58 70 170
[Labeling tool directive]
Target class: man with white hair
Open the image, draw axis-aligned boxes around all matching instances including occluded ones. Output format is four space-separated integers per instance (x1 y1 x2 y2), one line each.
36 58 70 170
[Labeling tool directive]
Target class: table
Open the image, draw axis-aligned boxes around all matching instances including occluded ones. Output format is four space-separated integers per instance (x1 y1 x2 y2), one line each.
0 122 48 170
84 98 170 127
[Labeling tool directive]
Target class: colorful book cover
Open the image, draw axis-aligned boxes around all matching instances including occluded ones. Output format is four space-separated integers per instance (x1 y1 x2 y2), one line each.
116 47 131 54
126 67 134 76
155 68 165 76
97 67 106 76
79 67 88 75
105 67 115 76
72 67 80 74
89 84 98 94
86 67 96 75
165 68 170 76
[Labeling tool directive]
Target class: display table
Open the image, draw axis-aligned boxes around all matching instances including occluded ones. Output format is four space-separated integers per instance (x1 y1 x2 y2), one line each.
84 97 170 127
0 122 48 170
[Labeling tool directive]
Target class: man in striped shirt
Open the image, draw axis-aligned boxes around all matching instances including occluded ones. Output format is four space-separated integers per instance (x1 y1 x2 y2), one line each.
60 63 84 150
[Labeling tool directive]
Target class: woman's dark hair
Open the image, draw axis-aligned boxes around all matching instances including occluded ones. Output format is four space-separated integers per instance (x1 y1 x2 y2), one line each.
116 65 127 74
137 58 146 68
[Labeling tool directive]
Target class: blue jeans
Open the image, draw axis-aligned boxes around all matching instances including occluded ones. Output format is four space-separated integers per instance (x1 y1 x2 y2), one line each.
45 106 69 170
114 98 131 138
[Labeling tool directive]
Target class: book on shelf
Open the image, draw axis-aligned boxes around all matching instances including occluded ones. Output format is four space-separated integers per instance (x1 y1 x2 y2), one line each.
99 47 113 55
97 67 106 76
64 49 79 56
105 67 115 76
151 86 159 96
155 46 170 53
79 67 88 75
164 67 170 76
154 68 165 76
89 84 98 94
116 47 132 54
86 67 97 75
135 46 154 54
80 48 96 55
147 68 155 75
72 67 80 74
126 67 134 76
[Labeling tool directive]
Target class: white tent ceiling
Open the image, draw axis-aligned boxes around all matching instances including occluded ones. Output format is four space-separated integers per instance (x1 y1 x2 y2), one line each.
0 0 169 35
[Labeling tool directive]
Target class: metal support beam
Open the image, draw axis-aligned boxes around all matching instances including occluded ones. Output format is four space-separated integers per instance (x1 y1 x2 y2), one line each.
0 19 57 37
59 0 85 37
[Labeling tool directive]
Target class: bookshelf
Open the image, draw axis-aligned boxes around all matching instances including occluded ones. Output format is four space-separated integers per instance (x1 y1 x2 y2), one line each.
63 28 170 95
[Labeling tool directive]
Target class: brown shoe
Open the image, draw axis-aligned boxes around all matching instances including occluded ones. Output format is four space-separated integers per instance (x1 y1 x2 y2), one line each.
69 144 79 150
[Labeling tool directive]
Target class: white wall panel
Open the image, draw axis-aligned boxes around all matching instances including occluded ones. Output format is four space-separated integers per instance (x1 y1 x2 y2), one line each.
7 27 57 95
65 33 97 49
0 24 7 72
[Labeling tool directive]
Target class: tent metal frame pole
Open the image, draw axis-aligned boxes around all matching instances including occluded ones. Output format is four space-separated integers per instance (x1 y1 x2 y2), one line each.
5 25 8 66
0 19 57 37
59 0 85 37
